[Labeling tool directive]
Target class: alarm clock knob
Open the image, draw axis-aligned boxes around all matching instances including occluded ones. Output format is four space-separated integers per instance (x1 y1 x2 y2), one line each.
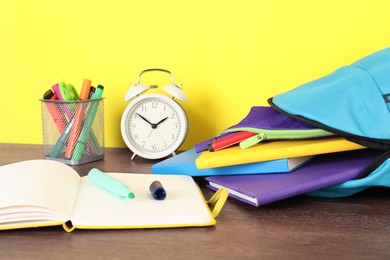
163 83 187 102
124 83 149 102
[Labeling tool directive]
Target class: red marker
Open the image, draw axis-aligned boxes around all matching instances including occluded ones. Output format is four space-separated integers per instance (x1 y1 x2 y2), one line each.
43 89 67 133
208 131 257 152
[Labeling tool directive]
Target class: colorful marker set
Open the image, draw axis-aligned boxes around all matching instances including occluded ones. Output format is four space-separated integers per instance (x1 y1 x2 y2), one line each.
40 79 105 165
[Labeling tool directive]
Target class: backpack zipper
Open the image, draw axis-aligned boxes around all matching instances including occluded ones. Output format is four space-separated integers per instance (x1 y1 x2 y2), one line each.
268 98 390 150
221 127 332 149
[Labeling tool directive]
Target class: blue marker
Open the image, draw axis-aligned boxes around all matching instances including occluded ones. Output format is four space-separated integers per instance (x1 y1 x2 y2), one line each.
50 115 75 158
88 168 135 199
149 181 167 200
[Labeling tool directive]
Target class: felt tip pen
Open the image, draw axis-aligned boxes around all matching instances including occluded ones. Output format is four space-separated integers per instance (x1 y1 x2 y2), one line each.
88 168 135 199
71 85 104 161
208 131 257 152
49 115 75 157
79 79 92 100
149 181 167 200
52 83 64 100
64 79 92 158
43 89 67 133
88 86 96 99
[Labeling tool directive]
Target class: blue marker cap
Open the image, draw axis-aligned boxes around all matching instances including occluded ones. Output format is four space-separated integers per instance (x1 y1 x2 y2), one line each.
149 181 167 200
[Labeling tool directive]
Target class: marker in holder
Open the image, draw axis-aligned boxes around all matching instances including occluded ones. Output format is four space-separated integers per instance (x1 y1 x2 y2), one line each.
40 97 104 165
149 181 167 200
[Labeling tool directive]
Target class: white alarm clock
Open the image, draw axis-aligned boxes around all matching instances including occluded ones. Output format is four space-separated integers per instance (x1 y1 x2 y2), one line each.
121 68 188 160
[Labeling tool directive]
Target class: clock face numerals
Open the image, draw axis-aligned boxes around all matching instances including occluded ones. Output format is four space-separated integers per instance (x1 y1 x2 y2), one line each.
121 94 188 159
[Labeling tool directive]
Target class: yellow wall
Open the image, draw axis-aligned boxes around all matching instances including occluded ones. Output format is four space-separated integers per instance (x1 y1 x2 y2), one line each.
1 0 389 149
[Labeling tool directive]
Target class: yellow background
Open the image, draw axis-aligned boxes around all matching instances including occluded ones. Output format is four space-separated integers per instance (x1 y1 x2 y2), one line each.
1 0 389 150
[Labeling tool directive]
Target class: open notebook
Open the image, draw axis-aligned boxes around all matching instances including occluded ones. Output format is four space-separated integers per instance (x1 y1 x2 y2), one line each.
0 160 228 232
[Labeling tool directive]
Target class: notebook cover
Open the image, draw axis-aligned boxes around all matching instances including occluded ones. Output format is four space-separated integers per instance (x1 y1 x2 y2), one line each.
196 136 365 169
206 149 382 206
152 149 312 176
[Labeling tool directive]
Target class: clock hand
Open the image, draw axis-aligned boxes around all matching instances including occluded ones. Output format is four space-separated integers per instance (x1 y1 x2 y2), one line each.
147 129 154 138
155 117 168 126
150 117 169 129
136 113 153 126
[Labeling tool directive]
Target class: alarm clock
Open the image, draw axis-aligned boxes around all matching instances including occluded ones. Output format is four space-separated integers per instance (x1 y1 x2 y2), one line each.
121 68 188 160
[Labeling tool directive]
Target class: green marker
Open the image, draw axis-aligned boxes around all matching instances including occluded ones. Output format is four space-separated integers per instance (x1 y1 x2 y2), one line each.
71 85 104 161
88 168 135 199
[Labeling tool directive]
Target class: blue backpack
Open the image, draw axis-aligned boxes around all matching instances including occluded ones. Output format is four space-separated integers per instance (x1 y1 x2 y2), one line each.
269 47 390 198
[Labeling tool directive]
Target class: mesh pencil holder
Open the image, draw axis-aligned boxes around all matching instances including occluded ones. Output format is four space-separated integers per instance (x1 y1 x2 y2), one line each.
40 98 105 165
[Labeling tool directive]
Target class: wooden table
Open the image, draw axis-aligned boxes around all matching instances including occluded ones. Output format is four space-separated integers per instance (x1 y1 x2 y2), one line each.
1 143 390 259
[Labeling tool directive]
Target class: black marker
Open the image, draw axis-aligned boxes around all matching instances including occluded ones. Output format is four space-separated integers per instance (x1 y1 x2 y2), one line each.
149 181 167 200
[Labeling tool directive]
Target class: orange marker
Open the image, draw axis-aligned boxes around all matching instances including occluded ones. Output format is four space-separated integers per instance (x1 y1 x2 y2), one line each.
79 79 92 100
64 79 92 159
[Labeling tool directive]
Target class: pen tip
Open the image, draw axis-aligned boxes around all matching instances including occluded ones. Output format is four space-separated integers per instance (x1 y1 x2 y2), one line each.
128 192 135 199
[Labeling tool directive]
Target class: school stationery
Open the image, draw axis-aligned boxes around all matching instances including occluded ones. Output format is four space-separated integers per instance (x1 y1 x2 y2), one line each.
194 106 333 152
149 181 167 200
65 79 92 159
208 131 257 151
88 168 135 199
152 148 313 176
0 160 228 232
206 149 383 206
43 89 67 133
196 136 365 169
42 80 104 165
71 85 104 161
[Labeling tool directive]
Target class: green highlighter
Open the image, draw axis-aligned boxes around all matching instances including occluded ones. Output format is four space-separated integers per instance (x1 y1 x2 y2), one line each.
71 85 104 161
88 168 135 199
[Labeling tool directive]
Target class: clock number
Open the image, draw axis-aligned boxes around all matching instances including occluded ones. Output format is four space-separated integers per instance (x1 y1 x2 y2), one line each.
134 133 138 140
152 144 157 150
141 105 147 112
152 102 158 109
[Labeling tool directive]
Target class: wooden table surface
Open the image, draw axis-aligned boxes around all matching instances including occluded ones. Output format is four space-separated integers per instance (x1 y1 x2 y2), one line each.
1 143 390 260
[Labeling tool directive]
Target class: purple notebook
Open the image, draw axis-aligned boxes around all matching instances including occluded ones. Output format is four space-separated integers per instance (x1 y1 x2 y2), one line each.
206 149 381 206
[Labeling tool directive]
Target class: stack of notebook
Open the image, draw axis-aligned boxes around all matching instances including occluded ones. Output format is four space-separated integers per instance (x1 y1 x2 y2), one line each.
152 106 380 207
154 48 390 207
153 137 381 206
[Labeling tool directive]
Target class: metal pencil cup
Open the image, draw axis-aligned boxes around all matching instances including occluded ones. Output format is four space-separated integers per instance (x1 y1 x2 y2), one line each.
40 98 104 165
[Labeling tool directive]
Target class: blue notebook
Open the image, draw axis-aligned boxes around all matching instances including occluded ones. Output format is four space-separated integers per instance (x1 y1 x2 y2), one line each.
151 149 312 176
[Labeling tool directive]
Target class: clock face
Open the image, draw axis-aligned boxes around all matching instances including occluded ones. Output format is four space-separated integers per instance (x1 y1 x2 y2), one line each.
121 94 188 159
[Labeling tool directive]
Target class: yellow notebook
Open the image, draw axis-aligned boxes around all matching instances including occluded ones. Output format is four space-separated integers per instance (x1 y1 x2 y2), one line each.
0 160 228 232
196 136 365 169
